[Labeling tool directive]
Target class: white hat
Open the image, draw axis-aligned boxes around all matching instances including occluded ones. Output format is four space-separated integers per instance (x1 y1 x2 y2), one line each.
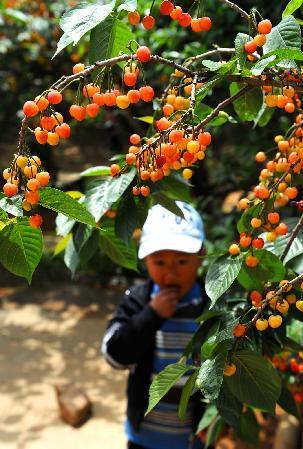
138 201 205 259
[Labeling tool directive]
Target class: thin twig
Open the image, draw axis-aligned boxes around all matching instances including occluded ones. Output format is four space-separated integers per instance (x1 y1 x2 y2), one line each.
281 214 303 262
218 0 251 23
185 48 235 65
245 272 303 333
194 85 252 133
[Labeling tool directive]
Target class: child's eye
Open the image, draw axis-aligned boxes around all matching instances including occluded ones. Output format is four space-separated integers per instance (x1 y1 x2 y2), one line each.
153 260 165 266
178 259 189 265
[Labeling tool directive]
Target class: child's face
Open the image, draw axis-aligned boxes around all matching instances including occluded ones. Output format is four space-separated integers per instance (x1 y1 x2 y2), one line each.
145 249 201 300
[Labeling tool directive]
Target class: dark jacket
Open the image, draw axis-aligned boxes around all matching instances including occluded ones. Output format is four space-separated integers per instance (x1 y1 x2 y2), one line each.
102 279 207 432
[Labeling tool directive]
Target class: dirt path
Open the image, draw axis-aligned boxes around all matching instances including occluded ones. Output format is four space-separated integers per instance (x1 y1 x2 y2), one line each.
0 280 128 449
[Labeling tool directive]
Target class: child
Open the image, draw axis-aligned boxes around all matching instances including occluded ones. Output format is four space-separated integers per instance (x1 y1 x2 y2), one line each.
102 202 208 449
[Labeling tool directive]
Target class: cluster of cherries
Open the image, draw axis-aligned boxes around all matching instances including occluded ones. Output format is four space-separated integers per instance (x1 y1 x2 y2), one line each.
243 18 272 55
273 352 303 403
229 108 303 269
128 1 212 33
265 85 302 114
110 123 212 197
2 153 50 228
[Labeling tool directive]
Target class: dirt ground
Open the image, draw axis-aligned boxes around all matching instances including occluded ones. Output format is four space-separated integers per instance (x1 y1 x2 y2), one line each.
0 277 128 449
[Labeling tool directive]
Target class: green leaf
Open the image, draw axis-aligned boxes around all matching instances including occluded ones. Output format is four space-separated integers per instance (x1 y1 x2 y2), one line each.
0 218 43 282
225 350 281 413
146 363 190 415
152 192 185 219
52 33 74 59
237 249 286 290
196 404 218 433
205 253 244 307
201 322 235 359
39 187 96 227
278 385 300 419
73 224 93 253
115 194 138 245
195 103 235 127
178 371 198 422
64 237 80 278
196 351 228 400
56 213 76 237
263 16 301 68
201 60 223 71
236 409 260 446
250 54 277 75
196 75 222 102
60 0 115 44
0 195 23 217
99 222 137 270
133 116 154 124
80 166 111 177
117 0 137 12
54 234 72 256
158 175 191 202
254 103 275 128
205 416 225 448
85 169 136 221
234 33 250 69
216 380 242 428
237 201 263 234
89 16 133 63
251 48 303 75
230 83 263 122
283 0 303 17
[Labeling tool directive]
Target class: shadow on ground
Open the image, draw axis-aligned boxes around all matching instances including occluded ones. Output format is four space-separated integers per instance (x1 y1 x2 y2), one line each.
0 273 128 449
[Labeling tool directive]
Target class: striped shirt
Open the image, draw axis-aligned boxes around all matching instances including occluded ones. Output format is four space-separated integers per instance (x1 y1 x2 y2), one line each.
126 282 204 449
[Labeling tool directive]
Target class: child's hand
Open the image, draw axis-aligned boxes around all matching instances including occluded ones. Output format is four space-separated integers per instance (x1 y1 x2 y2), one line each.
149 287 180 318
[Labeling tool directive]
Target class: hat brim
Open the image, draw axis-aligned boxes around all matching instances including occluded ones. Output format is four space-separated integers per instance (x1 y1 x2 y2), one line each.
138 235 202 259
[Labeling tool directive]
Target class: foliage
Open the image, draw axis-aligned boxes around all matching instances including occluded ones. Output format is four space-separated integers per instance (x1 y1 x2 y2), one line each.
1 0 303 445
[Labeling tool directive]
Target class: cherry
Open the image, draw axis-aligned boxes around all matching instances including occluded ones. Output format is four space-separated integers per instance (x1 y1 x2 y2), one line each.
36 171 50 186
93 93 105 106
35 96 49 111
25 190 40 205
73 63 85 74
23 101 39 117
55 123 71 139
244 41 258 54
199 17 212 31
258 19 272 35
35 127 48 144
3 182 18 197
136 46 151 62
127 89 141 104
178 13 192 27
255 318 268 331
47 90 62 104
229 244 240 255
124 72 137 87
170 6 182 20
69 104 86 121
29 214 43 228
139 86 154 102
86 103 100 117
130 134 141 145
142 15 155 29
40 116 56 131
128 11 140 25
233 323 246 337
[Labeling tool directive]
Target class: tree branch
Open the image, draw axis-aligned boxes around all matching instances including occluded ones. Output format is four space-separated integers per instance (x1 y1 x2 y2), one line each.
185 48 235 65
218 0 251 23
194 85 252 132
281 214 303 262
